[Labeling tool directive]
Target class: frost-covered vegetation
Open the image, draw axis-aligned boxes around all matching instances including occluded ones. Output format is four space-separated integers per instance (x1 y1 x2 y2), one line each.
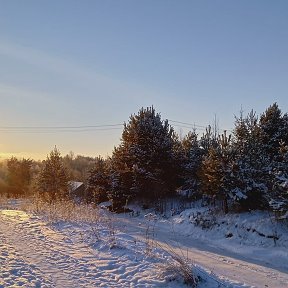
85 103 288 216
0 103 288 218
1 101 288 288
2 195 287 287
3 196 280 287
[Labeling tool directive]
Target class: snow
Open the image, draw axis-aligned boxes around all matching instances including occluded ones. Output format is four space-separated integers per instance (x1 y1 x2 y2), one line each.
69 181 83 191
0 199 288 287
0 208 183 287
117 202 288 288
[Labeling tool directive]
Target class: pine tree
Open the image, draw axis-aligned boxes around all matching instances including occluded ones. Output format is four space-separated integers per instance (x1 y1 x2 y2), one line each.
269 141 288 215
199 146 223 204
109 169 134 212
110 107 178 207
199 125 218 153
37 147 70 202
232 110 270 210
280 113 288 145
199 131 234 213
179 130 203 198
86 156 110 204
259 103 285 160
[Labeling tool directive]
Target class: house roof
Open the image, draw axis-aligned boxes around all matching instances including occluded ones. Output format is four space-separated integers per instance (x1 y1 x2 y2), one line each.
69 181 84 192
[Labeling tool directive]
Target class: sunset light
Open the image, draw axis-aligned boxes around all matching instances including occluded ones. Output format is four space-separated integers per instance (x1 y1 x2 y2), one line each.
0 1 287 287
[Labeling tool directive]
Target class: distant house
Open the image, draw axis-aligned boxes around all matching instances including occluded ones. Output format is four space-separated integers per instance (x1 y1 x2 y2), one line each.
69 181 85 198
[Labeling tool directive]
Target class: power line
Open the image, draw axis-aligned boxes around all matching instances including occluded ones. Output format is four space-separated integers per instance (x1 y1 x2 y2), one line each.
168 119 233 132
0 120 233 134
0 124 124 133
168 119 206 128
172 124 206 132
0 127 123 134
0 124 123 129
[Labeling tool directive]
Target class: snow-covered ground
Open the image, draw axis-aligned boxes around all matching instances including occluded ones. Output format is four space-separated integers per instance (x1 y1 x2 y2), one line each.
0 208 188 288
116 203 288 288
0 199 287 287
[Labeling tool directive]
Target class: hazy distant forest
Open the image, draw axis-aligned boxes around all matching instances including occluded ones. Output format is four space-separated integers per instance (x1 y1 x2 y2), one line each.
0 103 287 216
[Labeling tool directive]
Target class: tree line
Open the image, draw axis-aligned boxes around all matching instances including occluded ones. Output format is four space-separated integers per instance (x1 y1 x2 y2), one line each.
1 103 287 215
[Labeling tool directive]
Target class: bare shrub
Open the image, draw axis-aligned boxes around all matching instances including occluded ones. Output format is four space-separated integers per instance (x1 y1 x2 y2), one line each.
101 210 118 248
140 213 199 286
22 194 100 224
157 242 199 287
144 213 157 255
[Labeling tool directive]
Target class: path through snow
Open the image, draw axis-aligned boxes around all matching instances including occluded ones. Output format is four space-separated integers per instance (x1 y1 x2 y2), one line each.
117 213 288 288
1 207 287 287
0 209 181 288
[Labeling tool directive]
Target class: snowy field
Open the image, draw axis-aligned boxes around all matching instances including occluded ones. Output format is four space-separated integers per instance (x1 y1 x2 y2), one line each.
0 199 288 287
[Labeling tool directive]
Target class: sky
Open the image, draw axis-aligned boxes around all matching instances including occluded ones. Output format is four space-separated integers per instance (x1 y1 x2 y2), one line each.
0 0 288 160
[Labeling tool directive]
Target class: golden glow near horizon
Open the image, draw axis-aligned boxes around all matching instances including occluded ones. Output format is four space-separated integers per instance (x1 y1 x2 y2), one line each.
0 131 117 161
0 149 110 161
0 152 46 161
0 152 17 159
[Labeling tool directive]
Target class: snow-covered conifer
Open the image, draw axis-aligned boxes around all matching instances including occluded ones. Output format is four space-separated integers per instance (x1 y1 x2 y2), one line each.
86 156 110 204
232 110 270 210
37 147 70 202
110 107 178 205
178 130 203 198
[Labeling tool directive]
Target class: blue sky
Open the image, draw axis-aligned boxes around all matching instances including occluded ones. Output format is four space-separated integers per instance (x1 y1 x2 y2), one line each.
0 0 288 159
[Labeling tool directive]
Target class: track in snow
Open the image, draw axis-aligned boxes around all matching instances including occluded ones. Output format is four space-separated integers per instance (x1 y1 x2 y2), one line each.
0 210 177 288
1 208 287 288
117 215 288 288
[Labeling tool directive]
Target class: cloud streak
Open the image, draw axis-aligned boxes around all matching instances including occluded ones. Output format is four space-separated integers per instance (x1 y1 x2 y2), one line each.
0 83 52 102
0 40 158 102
